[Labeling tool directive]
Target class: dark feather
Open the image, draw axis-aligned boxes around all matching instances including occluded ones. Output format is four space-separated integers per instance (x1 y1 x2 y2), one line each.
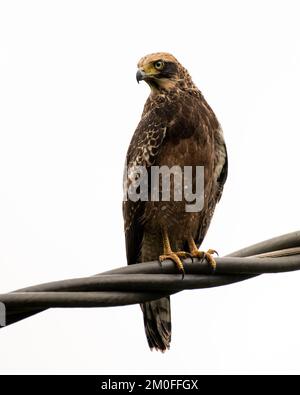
141 297 171 352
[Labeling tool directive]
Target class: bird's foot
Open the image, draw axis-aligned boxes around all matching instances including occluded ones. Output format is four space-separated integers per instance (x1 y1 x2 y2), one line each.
159 251 186 278
190 248 218 271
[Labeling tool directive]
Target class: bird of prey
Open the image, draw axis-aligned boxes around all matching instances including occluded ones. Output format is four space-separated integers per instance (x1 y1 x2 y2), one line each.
123 53 228 352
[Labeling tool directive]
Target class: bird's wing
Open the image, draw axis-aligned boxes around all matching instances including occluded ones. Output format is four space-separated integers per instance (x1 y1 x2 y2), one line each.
195 130 228 247
216 143 228 203
123 112 167 265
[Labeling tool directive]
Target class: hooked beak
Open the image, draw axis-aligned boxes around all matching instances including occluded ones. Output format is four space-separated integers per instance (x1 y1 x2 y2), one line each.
136 69 147 83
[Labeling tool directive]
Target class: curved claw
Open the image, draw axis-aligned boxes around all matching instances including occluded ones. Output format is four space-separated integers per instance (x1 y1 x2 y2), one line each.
190 249 218 272
204 252 217 272
200 254 206 265
207 248 219 257
180 268 185 280
159 252 185 279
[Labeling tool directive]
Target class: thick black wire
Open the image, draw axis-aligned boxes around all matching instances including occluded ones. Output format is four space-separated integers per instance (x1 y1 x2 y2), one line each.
1 231 300 327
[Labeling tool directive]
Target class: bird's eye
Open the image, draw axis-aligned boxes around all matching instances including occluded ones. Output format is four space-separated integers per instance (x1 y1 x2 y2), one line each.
154 61 164 70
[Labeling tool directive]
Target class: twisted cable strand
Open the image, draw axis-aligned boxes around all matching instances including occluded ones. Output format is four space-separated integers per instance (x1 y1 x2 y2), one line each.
1 231 300 327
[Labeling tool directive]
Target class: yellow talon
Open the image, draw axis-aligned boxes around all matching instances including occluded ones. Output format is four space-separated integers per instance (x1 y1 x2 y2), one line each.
159 252 185 276
202 250 217 271
160 227 186 278
187 237 218 271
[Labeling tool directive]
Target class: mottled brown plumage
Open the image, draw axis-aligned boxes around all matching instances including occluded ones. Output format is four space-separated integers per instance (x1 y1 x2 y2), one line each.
123 53 228 351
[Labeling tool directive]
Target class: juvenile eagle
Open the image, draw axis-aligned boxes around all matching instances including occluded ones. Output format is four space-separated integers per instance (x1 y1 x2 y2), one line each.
123 53 228 352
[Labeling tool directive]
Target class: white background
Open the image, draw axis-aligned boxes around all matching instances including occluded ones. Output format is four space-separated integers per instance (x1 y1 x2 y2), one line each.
0 0 300 374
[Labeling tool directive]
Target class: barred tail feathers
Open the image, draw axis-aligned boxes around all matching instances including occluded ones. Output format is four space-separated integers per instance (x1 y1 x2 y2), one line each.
140 296 171 352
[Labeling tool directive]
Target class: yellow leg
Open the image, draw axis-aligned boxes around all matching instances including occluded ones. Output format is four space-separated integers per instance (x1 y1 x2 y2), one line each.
159 227 188 277
187 237 218 271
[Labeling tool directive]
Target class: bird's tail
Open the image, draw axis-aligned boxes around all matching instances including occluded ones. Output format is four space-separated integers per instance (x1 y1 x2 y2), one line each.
140 296 171 352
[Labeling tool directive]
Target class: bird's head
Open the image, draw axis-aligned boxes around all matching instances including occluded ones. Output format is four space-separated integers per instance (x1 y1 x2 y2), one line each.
136 52 195 93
